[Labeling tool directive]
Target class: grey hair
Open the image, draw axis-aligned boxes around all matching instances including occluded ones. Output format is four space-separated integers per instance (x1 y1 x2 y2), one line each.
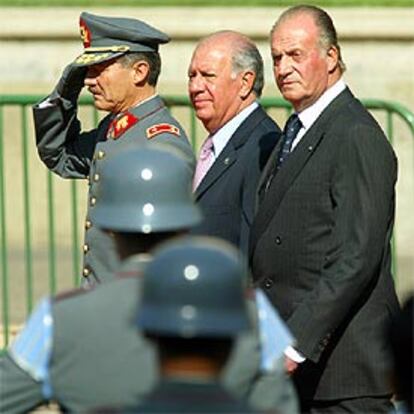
118 51 162 86
231 39 265 97
271 5 346 73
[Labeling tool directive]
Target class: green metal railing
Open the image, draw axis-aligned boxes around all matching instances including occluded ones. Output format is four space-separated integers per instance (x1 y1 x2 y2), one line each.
0 94 413 351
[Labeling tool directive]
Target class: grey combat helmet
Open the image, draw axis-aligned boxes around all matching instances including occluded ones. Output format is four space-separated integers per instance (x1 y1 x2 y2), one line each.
137 236 251 338
90 144 202 233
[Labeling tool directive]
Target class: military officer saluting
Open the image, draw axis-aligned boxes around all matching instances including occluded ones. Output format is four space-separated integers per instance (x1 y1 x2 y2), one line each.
33 12 195 286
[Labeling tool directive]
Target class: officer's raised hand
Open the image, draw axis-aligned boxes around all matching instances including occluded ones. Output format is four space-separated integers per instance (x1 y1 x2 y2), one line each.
50 62 87 103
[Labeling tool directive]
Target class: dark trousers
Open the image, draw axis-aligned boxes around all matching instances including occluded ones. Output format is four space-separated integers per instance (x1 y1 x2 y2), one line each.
300 395 395 414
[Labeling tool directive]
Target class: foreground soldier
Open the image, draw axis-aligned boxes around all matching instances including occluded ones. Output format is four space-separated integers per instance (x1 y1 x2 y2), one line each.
0 145 297 413
0 145 201 413
33 12 195 285
97 236 260 413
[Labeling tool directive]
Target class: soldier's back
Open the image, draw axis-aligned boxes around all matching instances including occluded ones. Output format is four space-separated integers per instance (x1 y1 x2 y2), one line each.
96 379 258 413
50 259 158 411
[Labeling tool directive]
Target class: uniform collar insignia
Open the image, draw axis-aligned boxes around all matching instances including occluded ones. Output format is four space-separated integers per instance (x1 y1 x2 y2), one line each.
106 112 139 140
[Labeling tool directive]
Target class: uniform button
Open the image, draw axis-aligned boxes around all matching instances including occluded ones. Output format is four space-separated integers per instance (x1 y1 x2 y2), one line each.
83 244 89 254
275 236 282 245
93 173 100 182
85 220 92 230
97 150 106 160
264 278 274 289
90 197 97 206
308 145 313 152
83 267 90 277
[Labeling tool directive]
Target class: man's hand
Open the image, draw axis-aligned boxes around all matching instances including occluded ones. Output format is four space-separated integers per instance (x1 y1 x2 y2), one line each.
51 63 87 103
284 356 299 375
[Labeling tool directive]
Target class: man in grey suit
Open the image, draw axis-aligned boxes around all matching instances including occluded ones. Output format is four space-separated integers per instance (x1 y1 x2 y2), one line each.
249 5 399 413
188 30 281 255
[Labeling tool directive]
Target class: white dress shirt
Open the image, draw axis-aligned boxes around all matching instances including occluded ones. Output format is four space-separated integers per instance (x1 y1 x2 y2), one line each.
210 101 259 158
292 78 346 151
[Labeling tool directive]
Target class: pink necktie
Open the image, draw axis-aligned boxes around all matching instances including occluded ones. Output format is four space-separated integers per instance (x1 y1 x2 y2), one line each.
192 136 214 191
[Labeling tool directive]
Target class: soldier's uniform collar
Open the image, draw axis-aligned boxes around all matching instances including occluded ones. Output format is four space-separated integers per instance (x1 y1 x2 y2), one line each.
106 95 166 140
131 94 165 118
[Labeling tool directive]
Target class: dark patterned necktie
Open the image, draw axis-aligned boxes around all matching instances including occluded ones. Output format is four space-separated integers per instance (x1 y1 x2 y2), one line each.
276 113 302 169
263 113 302 196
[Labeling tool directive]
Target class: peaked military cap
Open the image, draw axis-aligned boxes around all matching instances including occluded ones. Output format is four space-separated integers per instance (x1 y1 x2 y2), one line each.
74 12 170 67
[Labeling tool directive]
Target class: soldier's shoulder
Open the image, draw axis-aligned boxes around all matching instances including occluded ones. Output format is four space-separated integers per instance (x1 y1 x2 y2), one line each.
146 122 183 140
145 105 187 138
53 286 89 304
53 277 141 310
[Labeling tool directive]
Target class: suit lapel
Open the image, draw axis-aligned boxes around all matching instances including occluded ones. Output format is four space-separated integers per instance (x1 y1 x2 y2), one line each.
254 127 326 238
194 145 236 197
195 106 268 199
250 88 355 256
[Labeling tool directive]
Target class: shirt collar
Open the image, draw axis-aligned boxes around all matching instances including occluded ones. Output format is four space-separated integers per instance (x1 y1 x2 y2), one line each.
211 101 259 158
297 78 346 132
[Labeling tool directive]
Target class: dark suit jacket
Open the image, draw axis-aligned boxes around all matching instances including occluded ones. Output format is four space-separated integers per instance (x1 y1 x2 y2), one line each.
192 106 280 255
249 88 400 400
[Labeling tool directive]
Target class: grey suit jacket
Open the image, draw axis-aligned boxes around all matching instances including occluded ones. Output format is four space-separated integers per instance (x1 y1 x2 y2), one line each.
250 88 400 400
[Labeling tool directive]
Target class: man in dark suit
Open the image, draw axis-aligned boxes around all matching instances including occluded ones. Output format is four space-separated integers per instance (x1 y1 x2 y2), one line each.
188 30 280 255
249 5 400 413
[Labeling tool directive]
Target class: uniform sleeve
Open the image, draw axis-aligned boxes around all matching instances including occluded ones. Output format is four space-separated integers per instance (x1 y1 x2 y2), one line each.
33 96 104 179
0 354 45 414
0 297 55 413
248 370 300 414
221 296 298 413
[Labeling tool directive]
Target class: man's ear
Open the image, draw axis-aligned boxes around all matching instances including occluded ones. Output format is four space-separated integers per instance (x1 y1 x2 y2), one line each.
327 46 339 74
239 70 255 100
132 60 150 85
